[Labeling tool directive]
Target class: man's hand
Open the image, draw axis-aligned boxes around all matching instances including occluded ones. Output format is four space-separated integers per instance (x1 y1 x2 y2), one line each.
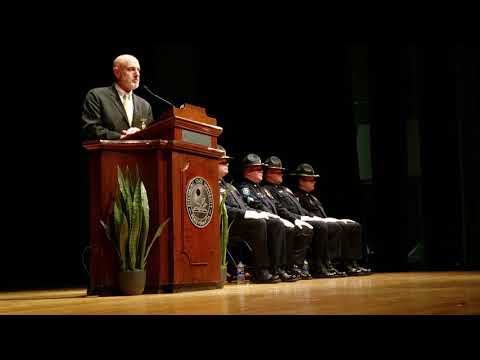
340 218 355 224
294 219 314 229
244 210 261 219
120 127 141 139
279 218 295 228
260 211 280 219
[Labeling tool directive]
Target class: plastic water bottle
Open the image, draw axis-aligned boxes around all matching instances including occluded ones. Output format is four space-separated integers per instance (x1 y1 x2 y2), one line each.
303 260 309 273
237 262 246 284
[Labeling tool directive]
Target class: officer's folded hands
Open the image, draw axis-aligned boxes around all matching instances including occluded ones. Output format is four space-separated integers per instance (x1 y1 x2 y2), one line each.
279 218 295 228
261 211 280 219
294 219 313 229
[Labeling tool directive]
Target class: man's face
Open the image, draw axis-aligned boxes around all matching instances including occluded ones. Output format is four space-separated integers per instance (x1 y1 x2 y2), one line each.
114 57 140 92
299 176 316 192
244 165 263 183
265 169 283 185
218 160 229 179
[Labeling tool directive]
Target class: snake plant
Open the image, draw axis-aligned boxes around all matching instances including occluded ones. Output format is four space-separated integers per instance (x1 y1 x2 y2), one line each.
220 191 228 270
220 185 234 271
100 165 170 272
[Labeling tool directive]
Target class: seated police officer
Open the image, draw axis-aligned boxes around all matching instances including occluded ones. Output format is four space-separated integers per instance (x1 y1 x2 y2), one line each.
262 156 346 278
292 163 371 275
260 156 315 280
237 154 303 282
218 145 280 283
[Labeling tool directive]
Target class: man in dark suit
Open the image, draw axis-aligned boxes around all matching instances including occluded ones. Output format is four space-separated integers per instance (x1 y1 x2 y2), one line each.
81 54 154 140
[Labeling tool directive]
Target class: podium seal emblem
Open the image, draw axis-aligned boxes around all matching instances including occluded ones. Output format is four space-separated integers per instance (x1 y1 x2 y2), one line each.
186 177 214 228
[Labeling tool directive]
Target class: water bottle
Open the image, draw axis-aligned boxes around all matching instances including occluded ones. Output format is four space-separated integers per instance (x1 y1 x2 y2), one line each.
237 261 246 284
303 260 309 274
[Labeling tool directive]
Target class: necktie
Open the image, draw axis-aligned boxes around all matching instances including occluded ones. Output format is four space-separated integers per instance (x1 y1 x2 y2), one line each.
122 93 133 126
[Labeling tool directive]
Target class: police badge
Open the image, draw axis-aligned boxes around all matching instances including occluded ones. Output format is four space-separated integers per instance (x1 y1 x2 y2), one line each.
185 177 214 228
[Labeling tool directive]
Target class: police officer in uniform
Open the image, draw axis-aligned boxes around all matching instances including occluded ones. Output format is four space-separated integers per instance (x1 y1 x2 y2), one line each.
218 145 280 283
262 156 347 278
237 154 299 282
292 163 371 275
259 156 315 280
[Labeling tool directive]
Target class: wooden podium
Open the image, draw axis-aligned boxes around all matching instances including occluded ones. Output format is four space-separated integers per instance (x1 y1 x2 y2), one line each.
83 104 224 294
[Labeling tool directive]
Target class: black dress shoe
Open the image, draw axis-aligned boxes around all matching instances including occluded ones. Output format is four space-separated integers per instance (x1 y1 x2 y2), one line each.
292 265 313 280
286 268 302 281
326 262 347 277
356 266 372 275
313 263 338 278
278 269 298 282
300 269 313 280
345 264 363 276
312 270 337 278
252 269 280 283
333 268 348 277
352 261 372 275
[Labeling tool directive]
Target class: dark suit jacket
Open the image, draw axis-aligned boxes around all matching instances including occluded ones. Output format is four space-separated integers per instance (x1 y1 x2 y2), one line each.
81 84 154 140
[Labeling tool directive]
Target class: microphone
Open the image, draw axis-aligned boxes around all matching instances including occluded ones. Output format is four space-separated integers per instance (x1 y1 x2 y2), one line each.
142 85 177 108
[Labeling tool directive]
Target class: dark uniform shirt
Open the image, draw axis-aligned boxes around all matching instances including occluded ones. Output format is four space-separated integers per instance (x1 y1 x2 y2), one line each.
219 179 257 221
238 179 296 222
263 181 312 220
294 189 328 218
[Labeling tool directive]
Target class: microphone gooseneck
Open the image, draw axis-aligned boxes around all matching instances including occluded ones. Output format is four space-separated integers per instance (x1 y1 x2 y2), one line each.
143 85 176 108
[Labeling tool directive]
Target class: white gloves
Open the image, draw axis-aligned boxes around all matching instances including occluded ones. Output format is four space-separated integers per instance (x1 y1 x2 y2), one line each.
301 215 327 222
260 211 280 219
304 215 327 222
294 219 313 229
244 211 313 232
244 210 273 220
244 210 262 219
280 218 295 228
340 218 355 224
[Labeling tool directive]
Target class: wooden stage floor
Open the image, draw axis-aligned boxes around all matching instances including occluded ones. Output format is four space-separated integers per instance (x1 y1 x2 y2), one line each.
1 272 479 315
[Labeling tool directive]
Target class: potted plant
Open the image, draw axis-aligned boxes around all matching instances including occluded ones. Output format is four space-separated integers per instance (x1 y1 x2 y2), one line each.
219 188 234 286
220 192 228 285
100 165 170 295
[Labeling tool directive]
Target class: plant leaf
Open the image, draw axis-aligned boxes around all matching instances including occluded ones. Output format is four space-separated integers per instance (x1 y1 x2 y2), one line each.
113 198 123 250
144 218 170 268
118 166 133 235
138 181 150 270
118 212 129 271
220 193 229 267
128 178 142 270
100 219 122 262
